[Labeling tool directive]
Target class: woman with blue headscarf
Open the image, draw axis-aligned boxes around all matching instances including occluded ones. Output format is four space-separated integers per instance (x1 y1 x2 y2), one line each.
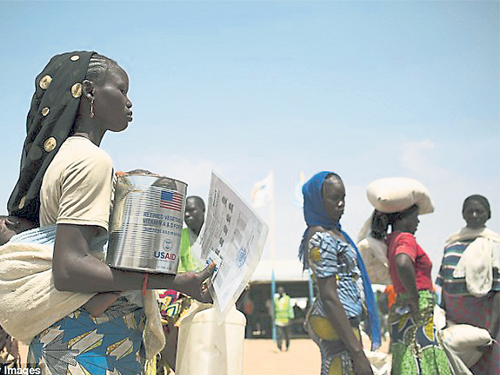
299 172 380 375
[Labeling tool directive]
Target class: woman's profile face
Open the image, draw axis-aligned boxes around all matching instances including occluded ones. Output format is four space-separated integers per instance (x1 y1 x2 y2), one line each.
321 177 345 222
463 200 489 229
93 65 133 133
397 209 420 234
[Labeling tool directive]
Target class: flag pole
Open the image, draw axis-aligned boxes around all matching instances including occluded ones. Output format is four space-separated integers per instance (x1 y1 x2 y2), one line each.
308 268 314 306
269 171 276 341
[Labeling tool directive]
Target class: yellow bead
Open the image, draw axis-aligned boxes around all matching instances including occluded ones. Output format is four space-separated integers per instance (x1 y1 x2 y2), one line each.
71 83 82 98
18 196 26 210
44 137 57 152
39 75 52 89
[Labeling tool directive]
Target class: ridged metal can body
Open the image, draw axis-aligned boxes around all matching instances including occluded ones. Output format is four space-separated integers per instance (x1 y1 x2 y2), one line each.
106 174 187 274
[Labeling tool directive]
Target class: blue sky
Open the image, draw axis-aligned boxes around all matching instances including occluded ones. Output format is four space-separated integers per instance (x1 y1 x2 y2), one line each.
1 1 498 280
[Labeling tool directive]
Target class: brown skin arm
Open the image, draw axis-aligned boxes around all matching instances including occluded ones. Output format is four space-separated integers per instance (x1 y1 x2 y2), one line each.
317 276 373 375
395 253 419 315
52 224 214 302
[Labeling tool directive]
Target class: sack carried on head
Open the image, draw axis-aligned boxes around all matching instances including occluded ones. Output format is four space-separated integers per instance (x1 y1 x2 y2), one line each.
366 177 434 214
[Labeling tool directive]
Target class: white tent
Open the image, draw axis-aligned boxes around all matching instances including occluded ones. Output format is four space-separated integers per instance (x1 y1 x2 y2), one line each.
250 259 310 283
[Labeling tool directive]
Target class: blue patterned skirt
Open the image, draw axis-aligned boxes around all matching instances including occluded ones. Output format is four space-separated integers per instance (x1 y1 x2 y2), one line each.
28 298 146 375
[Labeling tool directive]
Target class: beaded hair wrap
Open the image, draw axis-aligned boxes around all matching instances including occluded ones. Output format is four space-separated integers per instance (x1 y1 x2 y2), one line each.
8 51 95 225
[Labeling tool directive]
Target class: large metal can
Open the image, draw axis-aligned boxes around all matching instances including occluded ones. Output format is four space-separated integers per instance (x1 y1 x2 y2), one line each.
106 174 187 274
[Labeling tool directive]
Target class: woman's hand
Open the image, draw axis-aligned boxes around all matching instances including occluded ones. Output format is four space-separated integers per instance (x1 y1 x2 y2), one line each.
407 297 420 318
172 262 216 303
351 351 374 375
477 342 493 354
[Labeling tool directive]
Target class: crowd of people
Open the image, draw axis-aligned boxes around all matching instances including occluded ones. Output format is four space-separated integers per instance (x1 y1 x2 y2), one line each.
298 172 498 375
0 51 498 375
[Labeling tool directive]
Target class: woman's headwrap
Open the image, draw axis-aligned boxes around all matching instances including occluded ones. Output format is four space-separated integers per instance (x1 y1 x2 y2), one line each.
298 171 381 350
302 171 341 230
7 51 95 225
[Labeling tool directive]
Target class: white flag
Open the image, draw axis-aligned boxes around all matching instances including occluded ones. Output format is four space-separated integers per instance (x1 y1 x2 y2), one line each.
251 172 274 209
293 171 306 208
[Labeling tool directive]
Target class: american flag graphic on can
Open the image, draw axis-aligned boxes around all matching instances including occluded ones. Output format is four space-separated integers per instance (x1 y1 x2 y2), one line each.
160 190 183 211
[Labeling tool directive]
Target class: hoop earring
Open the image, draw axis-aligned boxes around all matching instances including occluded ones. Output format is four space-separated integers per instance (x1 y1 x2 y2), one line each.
90 97 95 118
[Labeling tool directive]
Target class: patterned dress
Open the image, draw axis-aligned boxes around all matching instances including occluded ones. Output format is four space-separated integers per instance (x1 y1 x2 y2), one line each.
0 325 20 372
389 291 451 375
28 298 146 375
305 231 364 375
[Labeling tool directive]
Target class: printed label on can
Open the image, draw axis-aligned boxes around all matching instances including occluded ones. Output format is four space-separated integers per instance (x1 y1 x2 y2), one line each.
106 175 187 274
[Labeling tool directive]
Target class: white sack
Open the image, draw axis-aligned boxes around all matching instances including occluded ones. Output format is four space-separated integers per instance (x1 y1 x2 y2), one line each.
439 323 492 368
358 236 391 285
366 177 434 214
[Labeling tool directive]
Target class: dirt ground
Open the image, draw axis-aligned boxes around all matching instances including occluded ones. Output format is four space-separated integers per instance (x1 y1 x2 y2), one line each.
243 335 391 375
243 338 320 375
18 336 390 374
18 340 319 374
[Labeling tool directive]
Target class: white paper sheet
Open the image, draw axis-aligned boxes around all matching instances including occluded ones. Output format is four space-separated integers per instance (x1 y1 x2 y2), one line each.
198 171 268 321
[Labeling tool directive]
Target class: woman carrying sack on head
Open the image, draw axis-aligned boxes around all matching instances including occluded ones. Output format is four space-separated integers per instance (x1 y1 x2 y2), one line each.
365 177 451 375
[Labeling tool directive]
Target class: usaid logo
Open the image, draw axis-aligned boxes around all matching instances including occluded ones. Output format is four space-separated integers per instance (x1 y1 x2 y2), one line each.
163 238 172 251
236 246 247 267
153 239 176 261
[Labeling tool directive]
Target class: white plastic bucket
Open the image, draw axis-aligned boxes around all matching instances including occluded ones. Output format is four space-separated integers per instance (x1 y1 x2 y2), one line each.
176 304 247 375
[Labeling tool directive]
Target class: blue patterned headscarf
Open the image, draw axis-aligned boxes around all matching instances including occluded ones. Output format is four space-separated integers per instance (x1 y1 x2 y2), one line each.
298 171 381 350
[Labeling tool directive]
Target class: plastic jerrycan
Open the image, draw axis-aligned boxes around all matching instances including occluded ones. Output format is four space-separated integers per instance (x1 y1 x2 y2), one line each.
176 303 247 375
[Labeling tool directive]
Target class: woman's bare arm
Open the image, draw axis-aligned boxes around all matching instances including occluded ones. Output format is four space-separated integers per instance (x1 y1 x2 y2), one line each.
52 224 214 302
395 253 419 314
